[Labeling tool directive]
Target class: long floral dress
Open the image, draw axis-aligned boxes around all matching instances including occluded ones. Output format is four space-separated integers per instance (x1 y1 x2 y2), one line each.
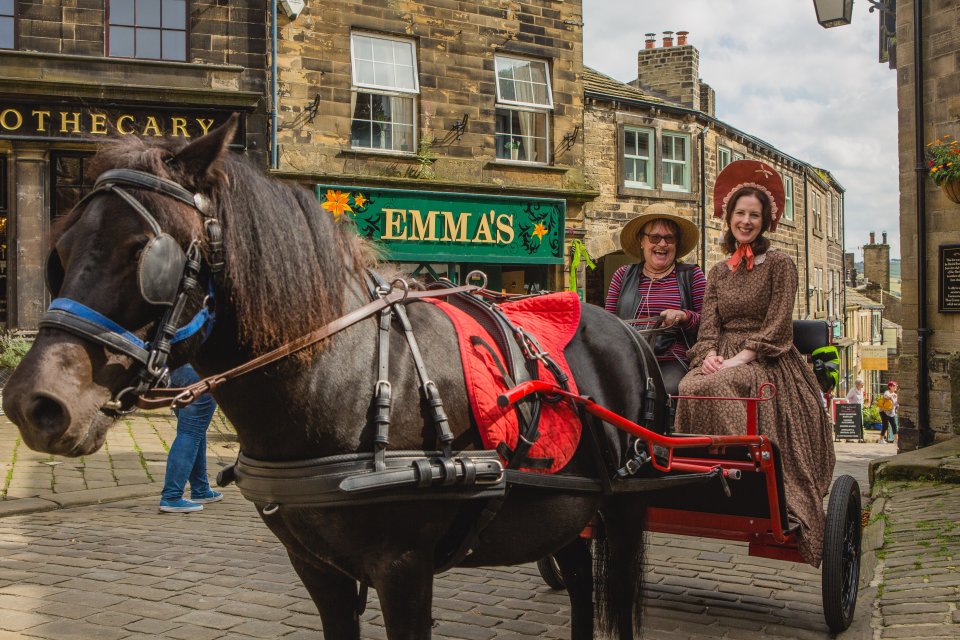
674 249 836 567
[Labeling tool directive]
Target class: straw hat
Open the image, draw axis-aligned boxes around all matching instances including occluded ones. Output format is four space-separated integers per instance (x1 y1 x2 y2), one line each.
713 159 786 231
619 203 700 261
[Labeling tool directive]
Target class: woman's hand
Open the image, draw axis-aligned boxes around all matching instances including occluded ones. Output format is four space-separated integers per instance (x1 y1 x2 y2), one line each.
701 354 724 375
659 309 687 327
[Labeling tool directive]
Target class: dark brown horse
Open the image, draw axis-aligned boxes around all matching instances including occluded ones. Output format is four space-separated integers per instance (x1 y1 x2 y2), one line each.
3 116 665 639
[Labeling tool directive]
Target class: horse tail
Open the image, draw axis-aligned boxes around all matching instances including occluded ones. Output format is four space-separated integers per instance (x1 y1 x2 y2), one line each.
594 497 647 639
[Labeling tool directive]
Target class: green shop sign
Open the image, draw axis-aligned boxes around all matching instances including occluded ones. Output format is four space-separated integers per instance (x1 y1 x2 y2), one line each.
316 185 565 264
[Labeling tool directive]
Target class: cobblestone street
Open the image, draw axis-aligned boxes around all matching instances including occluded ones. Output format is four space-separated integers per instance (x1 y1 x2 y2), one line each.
1 409 933 639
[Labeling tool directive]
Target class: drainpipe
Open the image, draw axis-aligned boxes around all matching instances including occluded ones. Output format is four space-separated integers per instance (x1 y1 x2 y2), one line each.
803 171 811 317
841 192 846 337
699 122 710 268
270 0 279 170
913 0 932 447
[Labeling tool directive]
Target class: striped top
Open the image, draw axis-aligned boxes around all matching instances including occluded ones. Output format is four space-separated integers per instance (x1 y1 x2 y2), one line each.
605 264 707 363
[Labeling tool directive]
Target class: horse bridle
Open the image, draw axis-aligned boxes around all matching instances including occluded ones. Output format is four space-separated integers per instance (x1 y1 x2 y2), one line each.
40 168 223 412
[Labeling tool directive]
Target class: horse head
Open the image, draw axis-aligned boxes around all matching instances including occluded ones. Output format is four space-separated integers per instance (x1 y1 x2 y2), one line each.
3 115 239 456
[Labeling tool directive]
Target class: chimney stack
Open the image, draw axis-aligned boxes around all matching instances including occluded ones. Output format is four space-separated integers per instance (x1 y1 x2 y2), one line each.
637 30 700 110
882 231 887 245
869 231 876 245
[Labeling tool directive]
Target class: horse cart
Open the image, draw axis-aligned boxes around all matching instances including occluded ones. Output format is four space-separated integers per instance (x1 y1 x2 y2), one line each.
532 319 862 634
3 119 860 640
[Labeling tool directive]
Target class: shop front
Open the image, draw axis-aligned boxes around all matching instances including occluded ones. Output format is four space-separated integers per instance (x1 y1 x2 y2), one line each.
317 185 566 292
0 103 248 331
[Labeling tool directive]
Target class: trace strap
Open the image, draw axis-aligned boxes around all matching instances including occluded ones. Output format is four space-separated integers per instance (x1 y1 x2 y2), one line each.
136 282 480 410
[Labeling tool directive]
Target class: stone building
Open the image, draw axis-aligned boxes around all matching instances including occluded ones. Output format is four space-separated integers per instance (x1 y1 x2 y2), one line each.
888 0 959 445
861 231 902 326
0 1 268 331
579 33 846 335
269 0 592 293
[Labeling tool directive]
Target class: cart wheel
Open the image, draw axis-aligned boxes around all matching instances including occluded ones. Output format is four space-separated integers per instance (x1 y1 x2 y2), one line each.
536 555 566 591
822 474 862 633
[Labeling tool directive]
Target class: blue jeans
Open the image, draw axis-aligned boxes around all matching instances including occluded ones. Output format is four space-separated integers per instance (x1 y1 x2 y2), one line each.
160 365 217 501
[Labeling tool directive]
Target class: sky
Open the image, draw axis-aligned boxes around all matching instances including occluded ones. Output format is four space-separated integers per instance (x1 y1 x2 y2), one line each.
582 1 901 259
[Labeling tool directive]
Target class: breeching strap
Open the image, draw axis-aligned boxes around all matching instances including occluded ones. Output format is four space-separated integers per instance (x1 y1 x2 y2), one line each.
135 282 479 410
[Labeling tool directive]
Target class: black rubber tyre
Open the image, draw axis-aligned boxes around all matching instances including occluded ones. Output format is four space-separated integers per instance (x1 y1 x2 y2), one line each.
822 474 862 633
536 555 566 591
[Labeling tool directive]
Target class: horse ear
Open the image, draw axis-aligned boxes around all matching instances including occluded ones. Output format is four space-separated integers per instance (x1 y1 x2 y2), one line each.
169 113 239 183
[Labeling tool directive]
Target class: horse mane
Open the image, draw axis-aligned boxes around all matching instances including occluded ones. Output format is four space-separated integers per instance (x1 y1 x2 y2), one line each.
54 135 377 355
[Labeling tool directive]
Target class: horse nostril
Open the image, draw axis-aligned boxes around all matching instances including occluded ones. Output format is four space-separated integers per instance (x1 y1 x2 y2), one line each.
28 395 69 437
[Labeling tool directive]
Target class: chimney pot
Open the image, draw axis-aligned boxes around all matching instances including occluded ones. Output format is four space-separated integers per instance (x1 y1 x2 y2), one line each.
677 30 689 45
882 231 887 244
644 32 657 49
663 30 674 47
869 232 875 244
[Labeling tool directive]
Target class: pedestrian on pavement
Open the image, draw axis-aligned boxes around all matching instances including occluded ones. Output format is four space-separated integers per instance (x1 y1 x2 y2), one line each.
845 379 865 405
159 364 223 513
675 159 836 567
605 202 706 398
879 380 899 444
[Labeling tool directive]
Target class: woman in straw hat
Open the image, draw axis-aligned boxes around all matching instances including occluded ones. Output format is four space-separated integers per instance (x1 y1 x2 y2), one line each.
605 202 706 397
674 160 835 567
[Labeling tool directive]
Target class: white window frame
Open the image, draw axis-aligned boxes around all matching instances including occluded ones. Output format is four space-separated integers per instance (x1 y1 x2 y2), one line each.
733 151 745 162
833 197 840 242
494 55 553 109
718 145 731 171
782 173 794 221
815 267 824 312
623 126 654 189
494 54 553 164
349 32 419 154
827 194 834 238
812 192 822 231
661 132 691 192
350 32 419 94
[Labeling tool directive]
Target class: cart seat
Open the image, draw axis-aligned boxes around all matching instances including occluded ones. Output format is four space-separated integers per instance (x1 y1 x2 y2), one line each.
793 319 831 355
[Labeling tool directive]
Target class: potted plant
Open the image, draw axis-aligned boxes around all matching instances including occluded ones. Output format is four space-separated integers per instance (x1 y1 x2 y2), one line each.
506 138 521 161
0 333 31 391
862 403 882 432
926 134 960 204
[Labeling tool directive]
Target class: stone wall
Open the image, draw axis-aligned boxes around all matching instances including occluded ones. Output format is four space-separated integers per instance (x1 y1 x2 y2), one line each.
272 0 586 196
893 0 960 444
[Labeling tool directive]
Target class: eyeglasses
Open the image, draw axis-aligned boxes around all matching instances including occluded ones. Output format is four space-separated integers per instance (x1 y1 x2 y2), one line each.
643 233 677 245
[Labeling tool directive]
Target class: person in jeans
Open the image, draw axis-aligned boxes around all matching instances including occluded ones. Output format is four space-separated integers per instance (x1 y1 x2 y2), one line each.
879 380 899 444
159 364 223 513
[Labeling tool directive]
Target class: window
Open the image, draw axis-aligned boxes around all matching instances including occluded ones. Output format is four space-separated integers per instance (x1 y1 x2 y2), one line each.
108 0 187 61
718 145 731 171
827 269 834 317
495 55 552 163
835 271 842 320
833 197 841 242
623 127 653 188
782 174 794 221
661 132 690 191
350 33 418 153
812 192 822 231
51 152 96 221
733 151 745 162
815 267 823 313
0 1 14 50
827 195 834 238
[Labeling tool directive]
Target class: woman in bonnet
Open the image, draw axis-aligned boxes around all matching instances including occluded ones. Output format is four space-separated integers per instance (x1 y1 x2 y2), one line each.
674 160 836 567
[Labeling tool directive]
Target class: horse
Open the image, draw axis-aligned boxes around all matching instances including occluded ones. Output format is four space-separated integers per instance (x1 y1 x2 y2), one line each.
2 115 666 640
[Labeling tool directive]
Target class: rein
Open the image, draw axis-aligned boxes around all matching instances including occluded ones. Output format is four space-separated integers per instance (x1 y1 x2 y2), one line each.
136 281 480 410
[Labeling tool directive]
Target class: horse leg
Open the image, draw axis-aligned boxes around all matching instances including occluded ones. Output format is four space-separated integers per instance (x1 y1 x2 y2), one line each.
288 553 362 640
372 551 435 640
596 498 647 640
553 537 594 640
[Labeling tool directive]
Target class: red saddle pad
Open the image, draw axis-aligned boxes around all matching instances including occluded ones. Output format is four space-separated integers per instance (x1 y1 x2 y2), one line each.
426 292 581 473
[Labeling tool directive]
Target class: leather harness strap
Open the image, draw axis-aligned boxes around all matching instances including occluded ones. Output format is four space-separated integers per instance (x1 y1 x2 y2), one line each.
136 282 479 409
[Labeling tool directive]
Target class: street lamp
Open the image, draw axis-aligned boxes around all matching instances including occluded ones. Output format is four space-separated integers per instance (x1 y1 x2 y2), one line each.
813 0 853 27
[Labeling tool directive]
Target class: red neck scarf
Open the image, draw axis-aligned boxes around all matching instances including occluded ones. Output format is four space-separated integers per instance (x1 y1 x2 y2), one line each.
726 243 755 271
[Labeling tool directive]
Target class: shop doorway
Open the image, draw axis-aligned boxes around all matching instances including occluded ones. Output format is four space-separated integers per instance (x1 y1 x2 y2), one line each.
584 251 632 307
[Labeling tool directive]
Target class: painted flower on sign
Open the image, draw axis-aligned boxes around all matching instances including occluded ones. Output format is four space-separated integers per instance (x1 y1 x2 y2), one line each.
322 190 353 220
353 193 368 209
531 222 549 242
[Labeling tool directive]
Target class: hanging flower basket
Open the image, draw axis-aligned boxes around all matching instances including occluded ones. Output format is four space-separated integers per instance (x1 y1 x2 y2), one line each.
941 180 960 205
